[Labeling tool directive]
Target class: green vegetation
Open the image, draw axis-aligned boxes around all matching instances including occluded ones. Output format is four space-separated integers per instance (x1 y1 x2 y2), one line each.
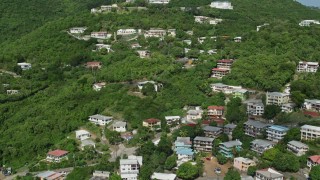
310 165 320 180
176 162 200 180
224 168 241 180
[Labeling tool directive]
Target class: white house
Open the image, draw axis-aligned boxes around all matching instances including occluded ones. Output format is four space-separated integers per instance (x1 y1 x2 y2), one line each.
148 0 170 4
46 149 69 163
120 155 143 180
92 171 110 179
287 140 309 156
151 173 177 180
17 62 32 70
301 125 320 140
186 108 203 121
95 44 112 52
304 99 320 112
299 20 320 27
297 61 319 73
117 29 137 36
81 139 96 150
210 1 233 9
144 28 167 38
69 27 87 34
137 81 162 92
88 114 113 126
75 130 91 141
91 32 111 39
136 50 150 58
6 90 19 95
165 116 180 126
255 168 284 180
113 121 127 132
92 82 106 91
281 103 295 113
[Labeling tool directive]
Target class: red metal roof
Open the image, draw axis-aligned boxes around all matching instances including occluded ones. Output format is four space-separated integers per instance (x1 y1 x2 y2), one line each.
208 106 224 110
47 149 69 157
212 68 229 72
217 59 233 63
144 118 160 123
309 155 320 164
303 111 320 117
86 61 101 66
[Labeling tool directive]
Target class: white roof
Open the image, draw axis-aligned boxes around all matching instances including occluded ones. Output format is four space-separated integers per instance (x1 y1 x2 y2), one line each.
120 155 143 165
89 114 112 120
113 121 127 127
165 116 180 120
151 173 177 180
76 130 90 137
234 157 254 163
121 173 138 178
301 125 320 131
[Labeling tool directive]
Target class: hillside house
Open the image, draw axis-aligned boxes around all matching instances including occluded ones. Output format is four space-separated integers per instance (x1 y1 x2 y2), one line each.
217 59 234 69
100 4 118 12
117 29 137 35
250 139 275 155
193 136 214 152
176 148 194 165
287 140 309 156
75 130 91 141
299 20 320 26
148 0 170 4
203 126 223 138
136 50 150 58
307 155 320 169
137 81 162 92
6 90 19 95
301 124 320 140
91 171 110 180
144 28 167 38
266 125 289 142
86 61 102 69
186 108 203 121
296 61 319 72
165 116 180 126
91 32 110 39
95 44 112 52
143 118 161 130
224 123 237 135
210 83 242 94
69 27 87 34
17 62 32 70
167 29 176 37
232 89 248 100
92 82 106 91
81 139 96 150
174 137 192 151
281 103 295 113
46 149 69 163
247 101 264 116
194 16 222 25
266 92 290 106
36 171 65 180
219 140 242 158
210 1 233 9
88 114 113 126
304 99 320 112
120 155 143 180
244 120 270 137
113 121 127 132
211 68 230 78
131 43 142 49
151 173 176 180
233 157 256 172
255 168 284 180
234 36 242 42
207 106 224 118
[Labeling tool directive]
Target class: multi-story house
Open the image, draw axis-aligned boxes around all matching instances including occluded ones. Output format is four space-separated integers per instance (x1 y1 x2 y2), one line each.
75 130 91 141
296 61 319 73
266 125 289 142
113 121 127 132
299 20 320 27
174 137 192 150
210 1 233 9
287 140 309 156
266 92 290 106
244 120 270 137
211 68 230 78
219 140 242 158
304 99 320 112
203 126 223 138
46 149 69 163
69 27 87 34
144 28 167 38
91 32 110 39
224 123 237 135
233 157 256 172
250 139 275 155
142 118 161 130
148 0 170 4
307 155 320 169
117 29 137 36
120 155 143 180
207 106 224 118
176 147 194 164
281 103 295 113
165 116 180 126
186 108 203 121
301 124 320 140
247 101 264 116
193 136 214 152
88 114 112 126
217 59 234 69
255 168 284 180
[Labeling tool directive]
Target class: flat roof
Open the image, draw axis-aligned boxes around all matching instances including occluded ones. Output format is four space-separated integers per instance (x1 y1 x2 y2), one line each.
268 125 289 132
194 136 214 142
288 140 308 148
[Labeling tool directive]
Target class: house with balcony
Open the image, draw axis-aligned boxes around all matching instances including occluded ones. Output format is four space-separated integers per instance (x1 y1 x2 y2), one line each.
301 124 320 140
244 120 270 137
297 61 319 72
113 121 127 132
266 92 290 106
117 29 137 36
176 147 194 165
120 155 143 180
211 68 230 78
250 139 275 155
186 108 203 121
136 50 150 58
46 149 69 163
165 116 180 126
193 136 214 152
75 130 91 141
304 99 320 112
224 123 237 135
219 140 242 158
247 101 264 116
69 27 87 34
203 126 223 138
266 125 289 142
144 28 167 38
88 114 113 126
281 103 295 113
81 139 96 150
307 155 320 169
207 106 224 118
287 140 309 156
255 168 284 180
233 157 256 172
217 59 234 69
210 1 233 9
143 118 161 130
90 32 111 39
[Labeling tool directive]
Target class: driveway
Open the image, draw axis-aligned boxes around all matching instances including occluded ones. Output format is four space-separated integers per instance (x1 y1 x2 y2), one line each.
202 156 232 179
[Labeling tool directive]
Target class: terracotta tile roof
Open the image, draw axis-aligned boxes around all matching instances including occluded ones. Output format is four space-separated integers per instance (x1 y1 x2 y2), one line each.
217 59 233 63
309 155 320 164
304 111 320 117
208 106 224 110
144 118 160 124
212 68 229 72
86 61 101 66
47 149 69 157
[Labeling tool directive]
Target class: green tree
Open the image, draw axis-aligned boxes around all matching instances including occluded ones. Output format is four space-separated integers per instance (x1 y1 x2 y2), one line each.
224 168 241 180
217 154 228 165
141 83 156 96
290 91 306 108
262 148 280 161
310 165 320 180
109 173 121 180
177 162 199 180
157 134 173 156
164 155 177 170
283 128 300 143
272 152 299 172
247 166 257 176
262 105 281 119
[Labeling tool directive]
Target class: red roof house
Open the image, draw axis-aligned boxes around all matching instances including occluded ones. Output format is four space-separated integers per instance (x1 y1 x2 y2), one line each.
207 106 225 117
143 118 161 129
46 149 69 163
308 155 320 169
86 61 102 69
